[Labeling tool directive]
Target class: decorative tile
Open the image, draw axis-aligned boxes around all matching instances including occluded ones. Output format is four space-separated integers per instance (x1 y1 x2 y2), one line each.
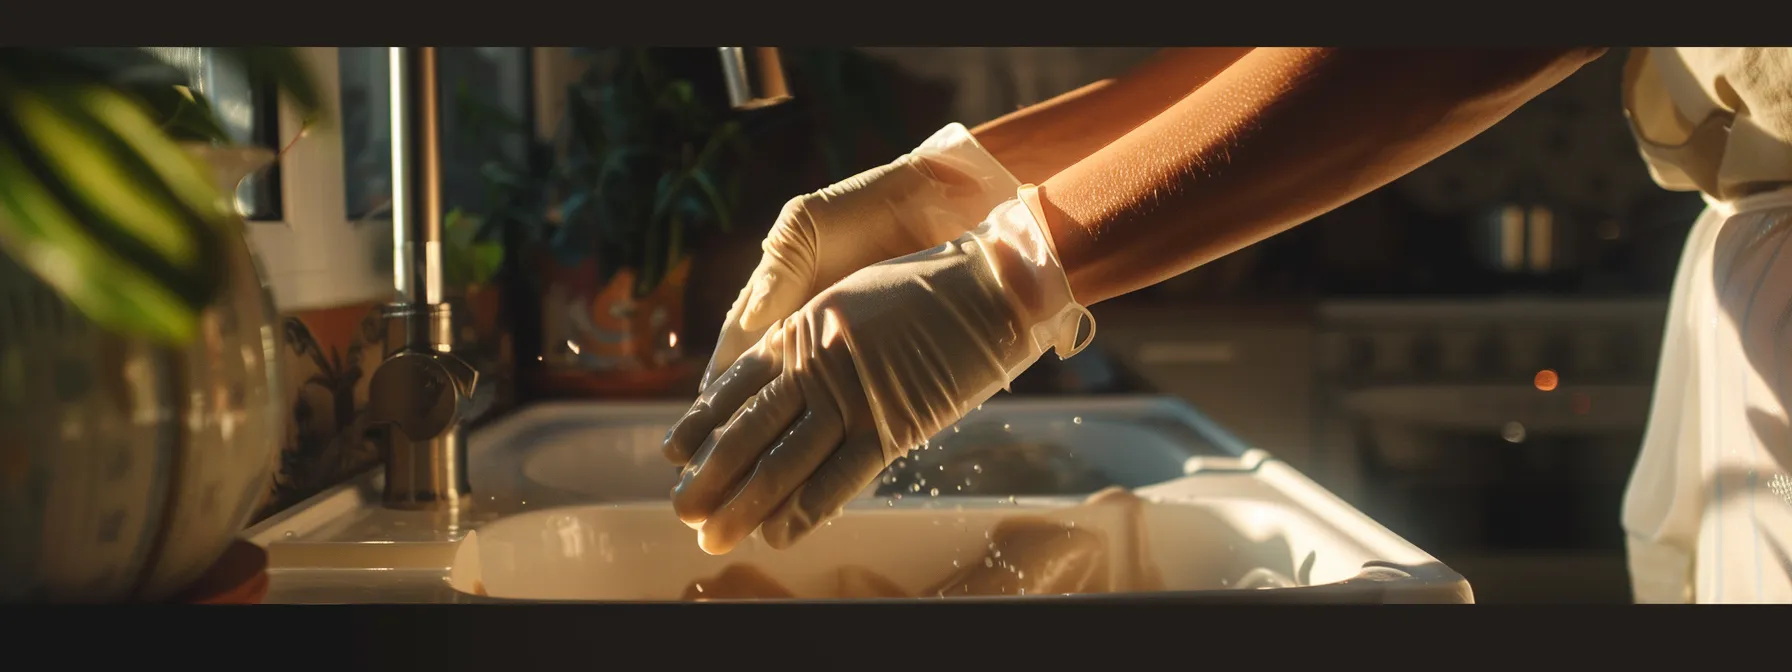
253 302 387 521
250 281 515 522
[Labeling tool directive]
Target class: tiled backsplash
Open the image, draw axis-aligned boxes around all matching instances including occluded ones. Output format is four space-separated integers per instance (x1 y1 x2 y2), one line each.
255 302 386 520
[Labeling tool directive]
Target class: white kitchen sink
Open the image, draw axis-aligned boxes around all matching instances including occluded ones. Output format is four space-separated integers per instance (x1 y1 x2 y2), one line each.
245 396 1472 604
448 465 1471 603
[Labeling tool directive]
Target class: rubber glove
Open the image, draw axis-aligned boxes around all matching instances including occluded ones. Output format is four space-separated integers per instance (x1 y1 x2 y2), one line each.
663 186 1095 555
699 122 1021 391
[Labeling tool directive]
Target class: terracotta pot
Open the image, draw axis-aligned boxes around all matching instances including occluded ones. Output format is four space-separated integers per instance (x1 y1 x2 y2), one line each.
463 284 503 339
536 254 696 396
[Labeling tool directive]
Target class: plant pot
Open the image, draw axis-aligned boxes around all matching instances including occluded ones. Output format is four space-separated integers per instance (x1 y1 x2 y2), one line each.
0 145 287 603
443 282 513 417
536 252 697 397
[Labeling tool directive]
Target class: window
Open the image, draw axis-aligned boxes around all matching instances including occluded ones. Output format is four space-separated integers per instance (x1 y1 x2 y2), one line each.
131 48 532 312
143 47 285 222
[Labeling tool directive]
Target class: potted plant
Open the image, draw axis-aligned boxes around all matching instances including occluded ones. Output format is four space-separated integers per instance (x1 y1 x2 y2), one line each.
0 48 321 603
456 48 913 399
476 49 748 396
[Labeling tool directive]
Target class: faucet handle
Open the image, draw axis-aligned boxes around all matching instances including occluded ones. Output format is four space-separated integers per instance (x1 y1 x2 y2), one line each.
368 350 478 442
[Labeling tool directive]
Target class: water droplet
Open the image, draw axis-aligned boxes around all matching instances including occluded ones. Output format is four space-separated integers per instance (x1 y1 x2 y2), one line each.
1072 416 1083 425
695 583 705 593
952 426 960 433
282 530 297 539
930 488 940 496
1006 495 1017 505
887 499 896 507
984 557 994 568
1017 570 1025 580
972 464 983 473
910 483 921 493
952 559 960 568
1002 423 1011 432
938 465 945 471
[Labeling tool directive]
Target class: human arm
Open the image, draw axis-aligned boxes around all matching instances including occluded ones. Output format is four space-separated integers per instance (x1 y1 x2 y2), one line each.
698 47 1251 387
664 47 1608 554
1036 47 1609 305
970 47 1254 184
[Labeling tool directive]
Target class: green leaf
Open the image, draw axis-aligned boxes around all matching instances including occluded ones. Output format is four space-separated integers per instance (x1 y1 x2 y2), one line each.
0 49 335 346
664 80 694 108
445 208 480 248
688 170 731 233
12 80 228 302
469 242 504 285
143 86 235 144
558 191 590 224
0 126 201 344
648 171 679 225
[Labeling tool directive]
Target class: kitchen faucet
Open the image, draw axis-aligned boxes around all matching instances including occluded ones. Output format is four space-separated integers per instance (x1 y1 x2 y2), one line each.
366 47 793 510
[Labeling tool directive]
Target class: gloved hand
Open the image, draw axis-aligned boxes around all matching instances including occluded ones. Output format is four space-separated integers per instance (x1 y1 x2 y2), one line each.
663 186 1095 555
699 122 1021 390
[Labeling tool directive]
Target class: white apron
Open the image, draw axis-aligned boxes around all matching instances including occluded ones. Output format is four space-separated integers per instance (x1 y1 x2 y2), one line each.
1620 47 1792 603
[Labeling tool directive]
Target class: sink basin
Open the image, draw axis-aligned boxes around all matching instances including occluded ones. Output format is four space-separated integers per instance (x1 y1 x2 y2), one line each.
447 462 1472 604
245 395 1470 604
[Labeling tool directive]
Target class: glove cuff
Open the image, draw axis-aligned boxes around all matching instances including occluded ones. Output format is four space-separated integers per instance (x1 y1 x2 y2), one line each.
981 189 1097 369
911 122 1024 198
1016 184 1095 360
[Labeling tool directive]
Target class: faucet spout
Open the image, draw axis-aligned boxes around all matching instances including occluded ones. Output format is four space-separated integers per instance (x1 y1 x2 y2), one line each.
718 47 793 110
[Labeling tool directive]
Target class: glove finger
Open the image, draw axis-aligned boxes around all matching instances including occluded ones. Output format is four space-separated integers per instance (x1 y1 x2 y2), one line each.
662 327 786 465
701 254 814 390
694 407 846 555
700 279 761 392
671 372 805 526
757 433 888 550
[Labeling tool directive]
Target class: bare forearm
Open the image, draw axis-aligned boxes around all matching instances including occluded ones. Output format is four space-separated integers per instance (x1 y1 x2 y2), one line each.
970 48 1254 184
1039 47 1608 305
